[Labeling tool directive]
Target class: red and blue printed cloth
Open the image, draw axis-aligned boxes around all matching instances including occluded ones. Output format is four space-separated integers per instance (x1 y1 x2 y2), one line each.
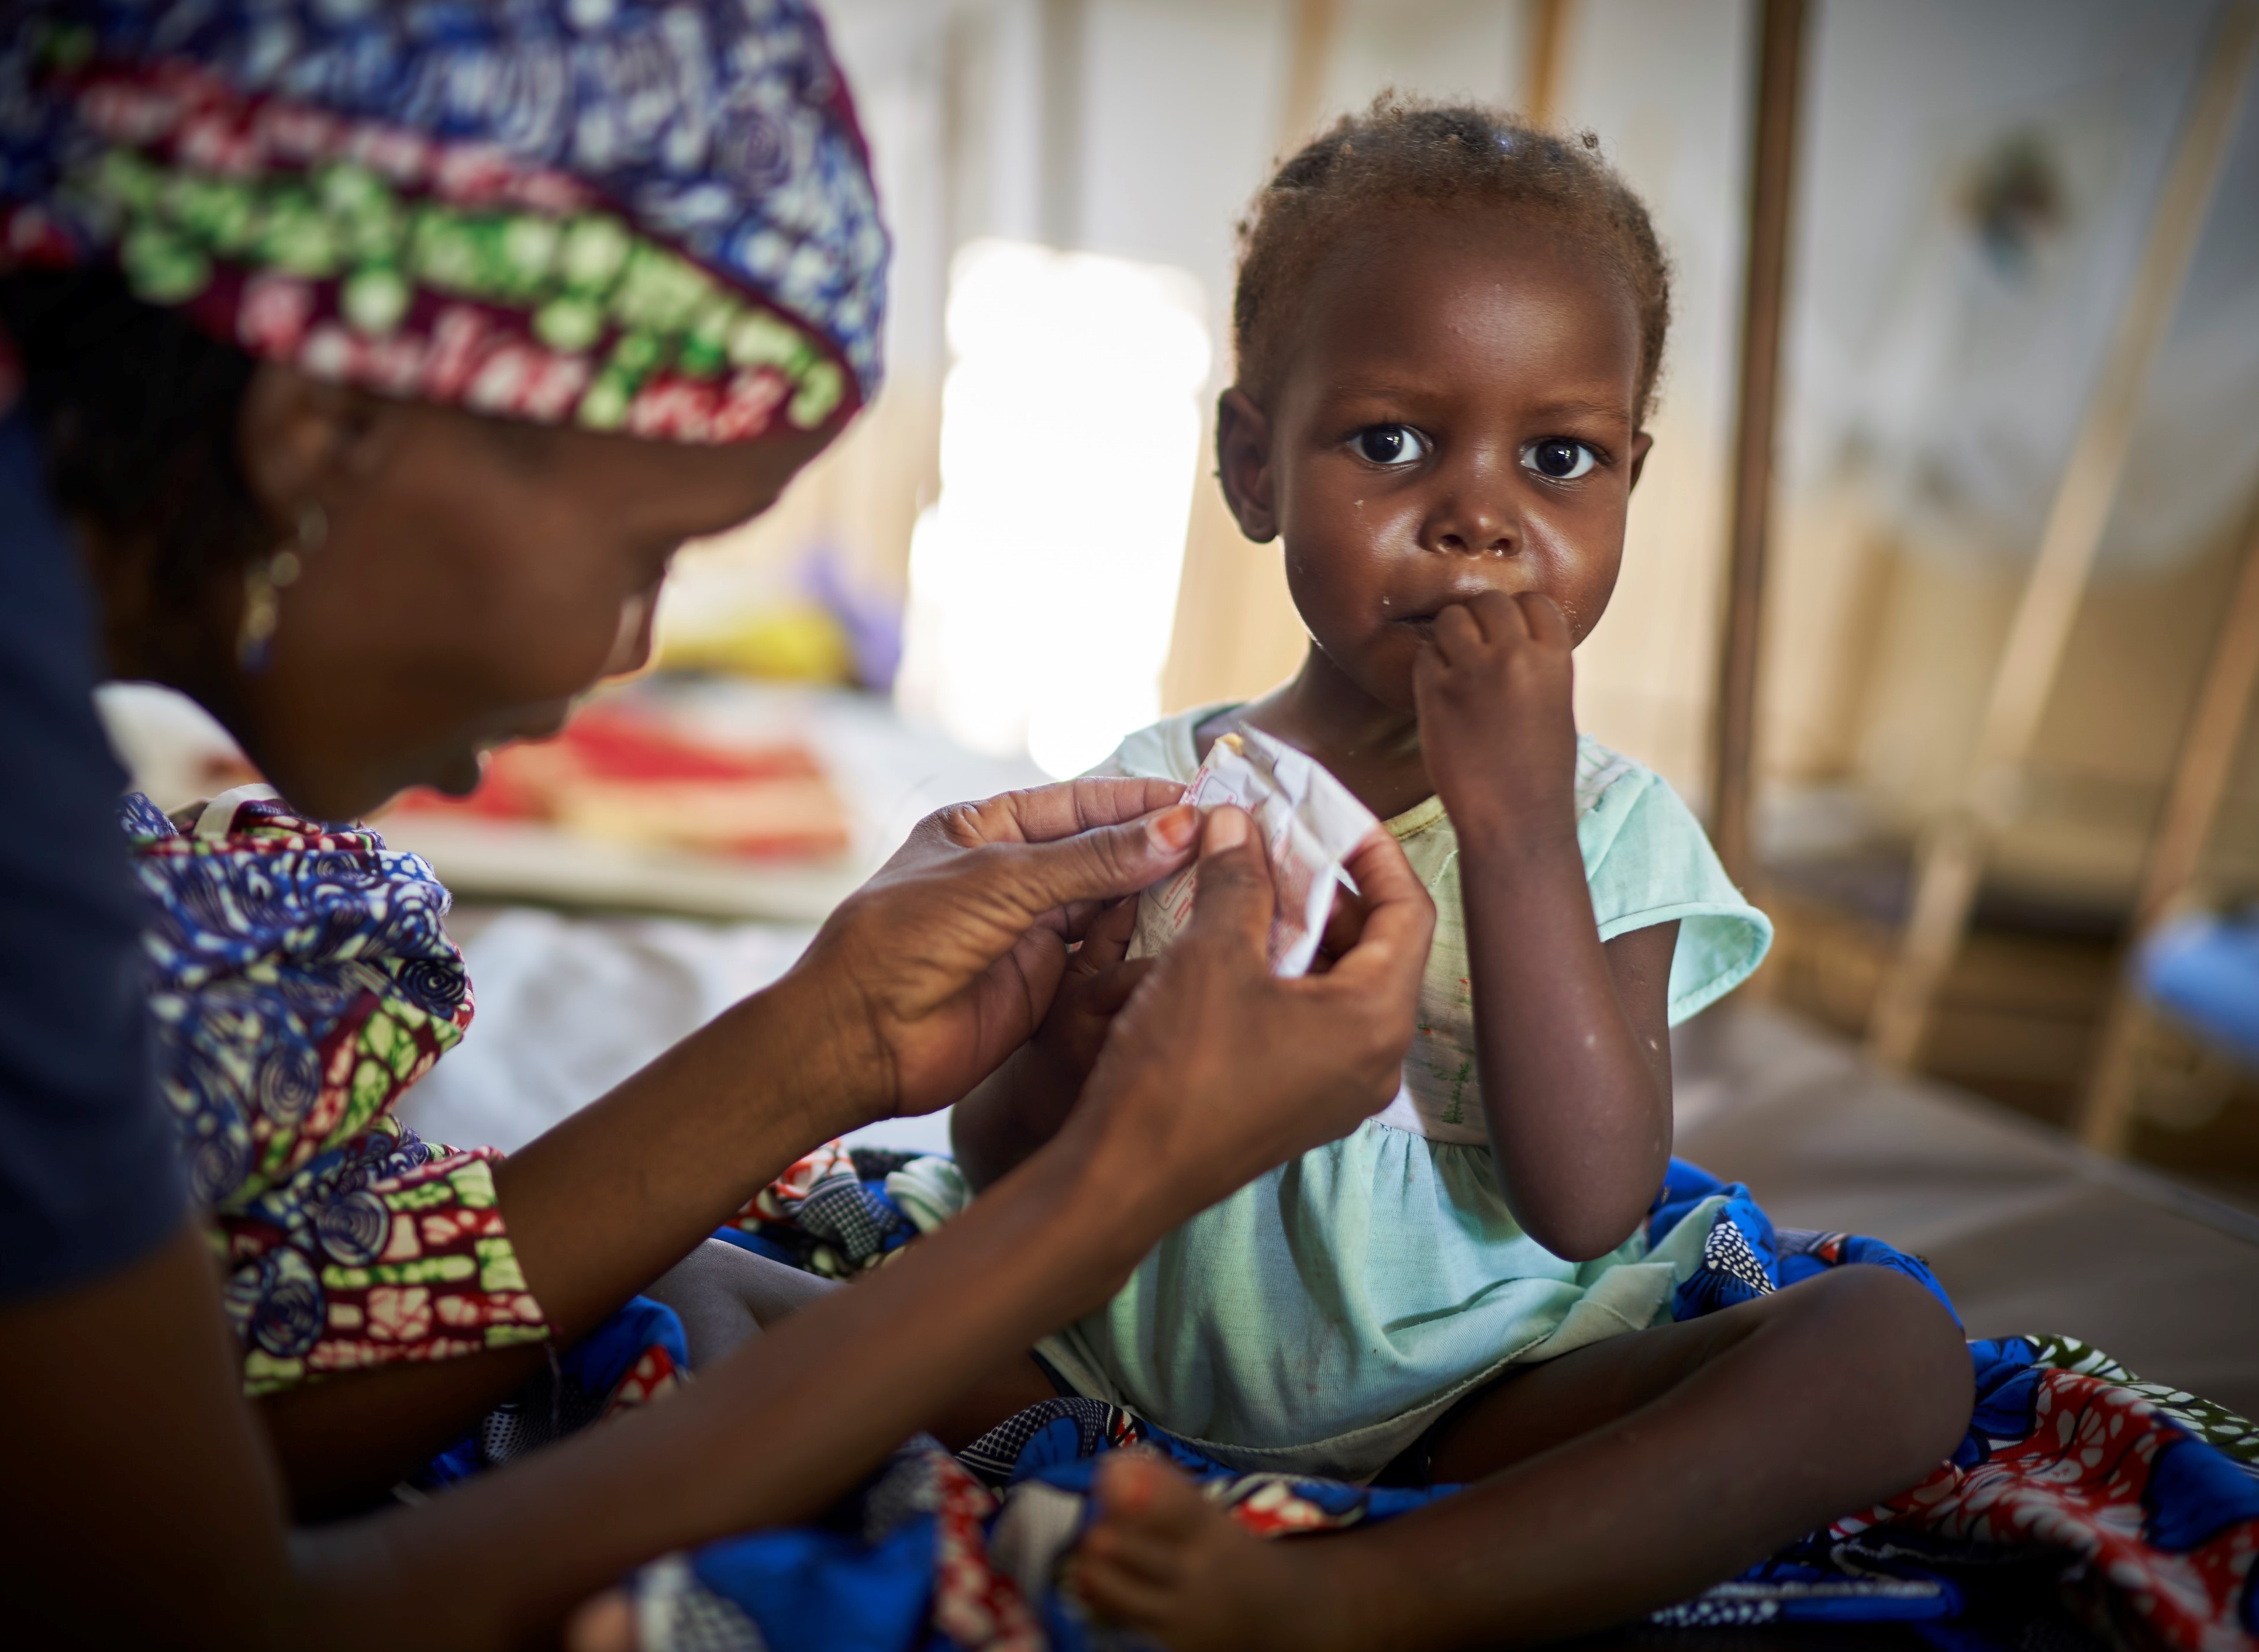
622 1154 2259 1652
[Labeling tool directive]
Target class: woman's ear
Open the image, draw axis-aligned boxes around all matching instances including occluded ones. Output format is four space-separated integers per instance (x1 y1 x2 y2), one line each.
234 363 396 523
1215 387 1279 543
1626 429 1654 494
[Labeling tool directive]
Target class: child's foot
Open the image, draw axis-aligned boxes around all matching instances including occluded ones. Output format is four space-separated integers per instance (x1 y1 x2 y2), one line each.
1074 1454 1366 1652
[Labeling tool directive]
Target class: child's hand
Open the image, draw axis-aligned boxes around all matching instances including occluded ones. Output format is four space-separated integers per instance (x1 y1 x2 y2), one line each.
951 896 1153 1189
1034 897 1153 1079
1413 589 1579 841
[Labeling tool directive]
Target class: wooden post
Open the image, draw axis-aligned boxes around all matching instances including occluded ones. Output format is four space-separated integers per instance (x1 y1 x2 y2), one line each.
1707 0 1807 892
1525 0 1574 129
2077 506 2259 1154
1039 0 1085 249
1865 0 2259 1071
1278 0 1343 156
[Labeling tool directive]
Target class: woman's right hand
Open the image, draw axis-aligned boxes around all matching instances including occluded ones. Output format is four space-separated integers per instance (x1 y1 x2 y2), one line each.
1059 807 1435 1229
779 777 1201 1127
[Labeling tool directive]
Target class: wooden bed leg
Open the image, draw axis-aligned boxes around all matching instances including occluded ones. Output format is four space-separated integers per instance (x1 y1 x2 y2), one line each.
1864 1 2259 1072
2077 507 2259 1156
1706 0 1806 895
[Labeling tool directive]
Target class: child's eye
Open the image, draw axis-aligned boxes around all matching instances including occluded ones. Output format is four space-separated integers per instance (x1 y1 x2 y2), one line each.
1353 425 1428 467
1521 438 1599 481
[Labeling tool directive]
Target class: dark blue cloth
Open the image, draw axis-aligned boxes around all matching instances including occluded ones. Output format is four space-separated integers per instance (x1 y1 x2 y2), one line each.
0 410 185 1297
623 1158 2259 1651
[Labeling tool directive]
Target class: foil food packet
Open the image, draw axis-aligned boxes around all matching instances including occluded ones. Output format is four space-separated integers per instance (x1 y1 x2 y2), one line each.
1127 727 1379 978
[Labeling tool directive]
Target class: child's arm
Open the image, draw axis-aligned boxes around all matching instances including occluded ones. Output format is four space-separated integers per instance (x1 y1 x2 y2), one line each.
950 899 1150 1190
1415 590 1675 1261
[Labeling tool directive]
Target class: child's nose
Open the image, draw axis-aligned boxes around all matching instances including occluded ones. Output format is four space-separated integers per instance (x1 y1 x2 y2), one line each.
1429 495 1518 558
1436 524 1513 556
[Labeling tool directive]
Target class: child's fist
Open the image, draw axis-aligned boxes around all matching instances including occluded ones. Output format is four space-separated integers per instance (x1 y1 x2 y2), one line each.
1412 588 1578 840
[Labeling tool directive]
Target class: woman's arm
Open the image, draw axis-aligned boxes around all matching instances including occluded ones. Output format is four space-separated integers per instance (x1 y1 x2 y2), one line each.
1416 591 1675 1261
333 809 1432 1648
263 779 1199 1510
6 808 1433 1650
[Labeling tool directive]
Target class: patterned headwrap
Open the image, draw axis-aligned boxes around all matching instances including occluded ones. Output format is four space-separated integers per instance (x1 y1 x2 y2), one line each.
0 0 887 442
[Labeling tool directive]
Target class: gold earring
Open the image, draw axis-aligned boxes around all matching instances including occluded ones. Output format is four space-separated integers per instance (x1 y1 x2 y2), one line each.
237 503 326 672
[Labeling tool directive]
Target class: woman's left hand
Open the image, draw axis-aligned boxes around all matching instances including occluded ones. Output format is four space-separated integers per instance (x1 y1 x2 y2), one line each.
783 778 1196 1122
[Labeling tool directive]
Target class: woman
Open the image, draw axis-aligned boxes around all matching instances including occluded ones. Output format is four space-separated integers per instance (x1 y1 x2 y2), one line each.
0 5 1433 1646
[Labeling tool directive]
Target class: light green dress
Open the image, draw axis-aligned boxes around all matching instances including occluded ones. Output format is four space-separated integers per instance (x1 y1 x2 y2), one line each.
1033 707 1771 1479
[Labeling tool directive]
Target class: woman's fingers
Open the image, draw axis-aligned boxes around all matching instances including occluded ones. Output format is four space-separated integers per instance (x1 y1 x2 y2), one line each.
1181 808 1275 957
987 804 1198 920
946 777 1189 847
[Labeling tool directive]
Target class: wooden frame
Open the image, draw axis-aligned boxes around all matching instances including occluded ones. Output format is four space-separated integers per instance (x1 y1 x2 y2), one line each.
1525 0 1574 129
1707 0 1808 892
1864 0 2259 1071
2077 505 2259 1153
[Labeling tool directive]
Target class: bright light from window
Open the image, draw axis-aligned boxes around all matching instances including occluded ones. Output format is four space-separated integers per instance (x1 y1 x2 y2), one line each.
896 240 1210 777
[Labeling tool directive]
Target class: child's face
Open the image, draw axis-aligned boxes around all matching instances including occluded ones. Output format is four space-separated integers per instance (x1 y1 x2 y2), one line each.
1222 205 1651 715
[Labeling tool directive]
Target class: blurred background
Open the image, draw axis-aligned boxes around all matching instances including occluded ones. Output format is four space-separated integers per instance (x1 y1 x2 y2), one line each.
105 0 2259 1216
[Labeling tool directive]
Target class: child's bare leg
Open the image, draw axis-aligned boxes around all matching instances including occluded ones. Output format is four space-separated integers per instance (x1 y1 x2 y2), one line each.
1077 1265 1971 1652
644 1241 1056 1446
644 1239 836 1366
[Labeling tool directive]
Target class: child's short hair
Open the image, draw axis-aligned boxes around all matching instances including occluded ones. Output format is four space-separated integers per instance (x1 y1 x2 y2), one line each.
1233 94 1672 423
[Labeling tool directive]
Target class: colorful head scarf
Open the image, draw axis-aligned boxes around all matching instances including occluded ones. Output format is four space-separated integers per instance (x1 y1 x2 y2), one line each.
0 0 887 442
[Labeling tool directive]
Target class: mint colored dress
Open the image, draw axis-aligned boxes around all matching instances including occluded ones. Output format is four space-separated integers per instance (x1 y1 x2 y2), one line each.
1026 708 1772 1479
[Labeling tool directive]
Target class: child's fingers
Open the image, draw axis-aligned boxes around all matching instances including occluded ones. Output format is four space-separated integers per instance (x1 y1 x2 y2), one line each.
1070 894 1141 974
1465 587 1540 646
1082 956 1156 1016
1317 878 1369 962
1515 589 1572 648
1431 601 1484 662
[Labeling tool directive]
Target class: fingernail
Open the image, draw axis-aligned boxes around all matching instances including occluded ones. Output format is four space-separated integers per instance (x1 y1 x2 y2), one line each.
1147 803 1198 851
1205 807 1249 852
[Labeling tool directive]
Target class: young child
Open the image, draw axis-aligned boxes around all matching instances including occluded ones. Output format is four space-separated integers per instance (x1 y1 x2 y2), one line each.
947 98 1974 1649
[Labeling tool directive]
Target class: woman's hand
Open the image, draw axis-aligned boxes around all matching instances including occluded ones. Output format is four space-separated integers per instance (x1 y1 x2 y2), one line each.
783 777 1197 1124
1062 808 1436 1223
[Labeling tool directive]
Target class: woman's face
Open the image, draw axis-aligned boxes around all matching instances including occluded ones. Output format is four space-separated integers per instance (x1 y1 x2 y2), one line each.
222 368 835 820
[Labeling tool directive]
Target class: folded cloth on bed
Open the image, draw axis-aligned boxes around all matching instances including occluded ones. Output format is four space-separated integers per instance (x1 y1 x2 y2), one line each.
620 1154 2259 1652
2142 909 2259 1069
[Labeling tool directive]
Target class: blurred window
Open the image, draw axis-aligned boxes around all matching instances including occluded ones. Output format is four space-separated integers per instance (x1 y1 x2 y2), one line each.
898 239 1210 778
